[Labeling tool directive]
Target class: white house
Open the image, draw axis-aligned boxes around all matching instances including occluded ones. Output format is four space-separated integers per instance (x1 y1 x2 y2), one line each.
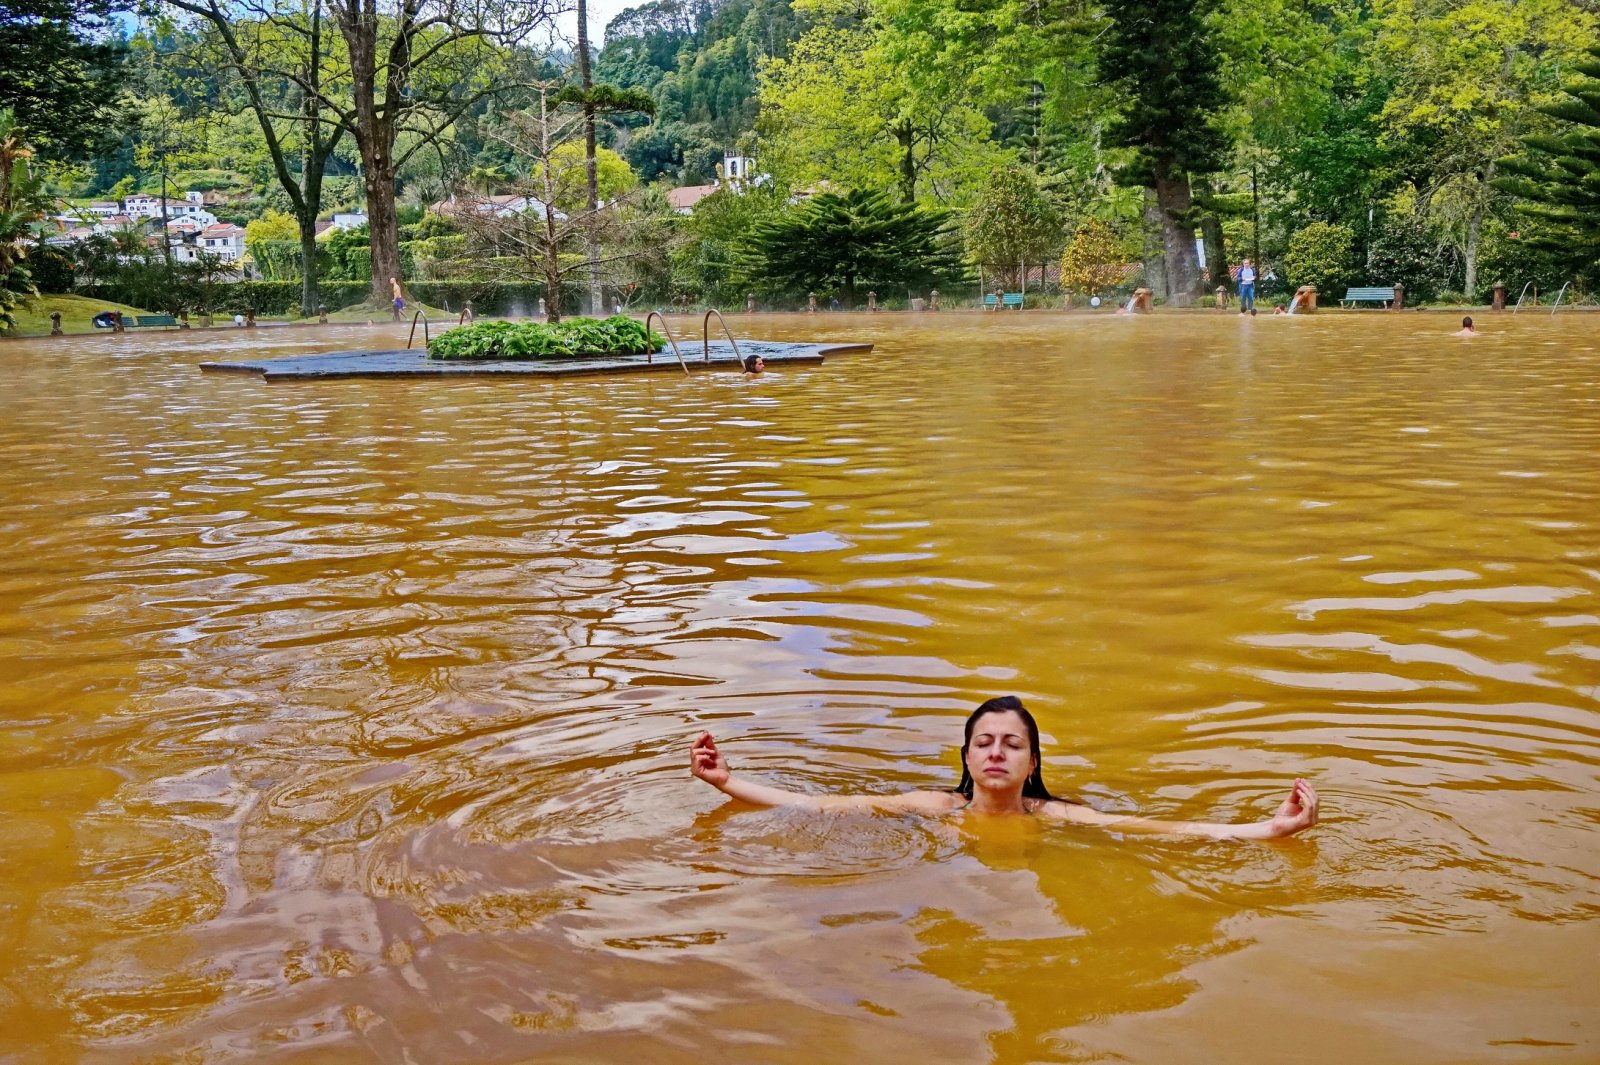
88 201 120 217
427 194 562 221
200 223 246 261
123 195 208 220
166 209 217 230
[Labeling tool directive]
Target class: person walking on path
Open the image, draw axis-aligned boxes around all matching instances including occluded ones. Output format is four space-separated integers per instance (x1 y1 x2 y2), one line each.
391 277 406 321
1238 258 1257 314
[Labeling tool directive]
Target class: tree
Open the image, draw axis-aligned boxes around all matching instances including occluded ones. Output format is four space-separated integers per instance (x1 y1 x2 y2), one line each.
163 0 349 315
0 0 125 157
1284 220 1355 294
1098 0 1234 305
757 18 1006 205
0 109 47 330
671 183 781 305
1373 0 1596 297
1495 45 1600 287
559 0 656 314
1059 219 1132 297
962 165 1062 290
245 207 302 279
743 188 964 306
452 85 658 322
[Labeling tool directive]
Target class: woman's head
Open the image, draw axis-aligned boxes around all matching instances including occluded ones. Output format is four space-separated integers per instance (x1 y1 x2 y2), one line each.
743 354 765 373
955 696 1056 800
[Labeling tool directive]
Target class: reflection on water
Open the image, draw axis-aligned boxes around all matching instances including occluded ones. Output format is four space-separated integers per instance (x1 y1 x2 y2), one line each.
0 314 1597 1063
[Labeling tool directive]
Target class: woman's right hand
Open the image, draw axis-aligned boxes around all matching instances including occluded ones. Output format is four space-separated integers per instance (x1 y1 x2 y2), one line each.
690 731 730 789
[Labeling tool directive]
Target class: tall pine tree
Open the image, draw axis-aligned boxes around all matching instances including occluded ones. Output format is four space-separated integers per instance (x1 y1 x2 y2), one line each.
1097 0 1231 304
1495 45 1600 285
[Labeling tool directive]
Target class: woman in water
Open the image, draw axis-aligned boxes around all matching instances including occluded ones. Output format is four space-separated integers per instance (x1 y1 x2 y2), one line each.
742 354 766 376
690 696 1319 840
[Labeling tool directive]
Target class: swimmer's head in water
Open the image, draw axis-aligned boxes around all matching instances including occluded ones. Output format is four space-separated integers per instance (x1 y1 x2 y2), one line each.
1462 316 1473 328
743 354 765 373
955 696 1057 801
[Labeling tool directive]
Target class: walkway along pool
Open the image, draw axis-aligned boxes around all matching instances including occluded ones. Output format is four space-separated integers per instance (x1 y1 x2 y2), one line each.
0 311 1595 1063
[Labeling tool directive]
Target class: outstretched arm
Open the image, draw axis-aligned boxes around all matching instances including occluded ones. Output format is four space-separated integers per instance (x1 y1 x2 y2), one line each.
689 732 955 814
1042 779 1319 840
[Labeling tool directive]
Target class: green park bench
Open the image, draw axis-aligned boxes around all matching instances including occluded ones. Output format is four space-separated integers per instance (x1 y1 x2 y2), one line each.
1340 286 1396 308
133 314 180 327
983 292 1025 310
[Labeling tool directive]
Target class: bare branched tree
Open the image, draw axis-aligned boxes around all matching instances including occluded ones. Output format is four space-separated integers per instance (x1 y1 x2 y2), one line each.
169 0 560 307
449 84 673 323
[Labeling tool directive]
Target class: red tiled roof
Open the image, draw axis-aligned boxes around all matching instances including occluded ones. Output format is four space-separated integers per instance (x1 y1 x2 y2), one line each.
666 184 718 210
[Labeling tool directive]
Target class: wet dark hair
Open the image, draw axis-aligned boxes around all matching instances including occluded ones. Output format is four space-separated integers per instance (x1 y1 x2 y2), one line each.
953 696 1059 801
743 354 764 373
1462 316 1473 328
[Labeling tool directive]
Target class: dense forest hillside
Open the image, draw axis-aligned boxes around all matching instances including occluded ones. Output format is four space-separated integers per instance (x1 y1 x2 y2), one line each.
598 0 803 183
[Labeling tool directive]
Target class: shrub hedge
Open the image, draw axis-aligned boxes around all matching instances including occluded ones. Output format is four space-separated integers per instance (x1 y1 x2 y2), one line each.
78 280 551 317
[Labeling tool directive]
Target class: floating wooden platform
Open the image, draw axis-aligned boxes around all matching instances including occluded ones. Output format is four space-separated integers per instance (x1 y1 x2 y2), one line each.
199 340 871 381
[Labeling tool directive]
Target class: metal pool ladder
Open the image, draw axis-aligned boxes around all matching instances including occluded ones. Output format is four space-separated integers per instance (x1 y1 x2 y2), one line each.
407 310 429 349
1511 282 1536 313
643 311 691 376
702 308 743 367
1550 281 1572 315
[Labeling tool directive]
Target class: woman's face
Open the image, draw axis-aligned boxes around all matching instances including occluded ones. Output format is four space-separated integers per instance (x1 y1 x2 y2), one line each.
964 710 1036 793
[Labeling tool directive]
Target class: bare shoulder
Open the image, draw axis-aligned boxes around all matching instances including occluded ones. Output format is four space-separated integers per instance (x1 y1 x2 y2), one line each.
1034 799 1116 824
884 790 967 815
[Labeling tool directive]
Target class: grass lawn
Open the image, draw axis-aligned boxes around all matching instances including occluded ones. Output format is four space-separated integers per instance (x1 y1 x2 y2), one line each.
5 293 152 336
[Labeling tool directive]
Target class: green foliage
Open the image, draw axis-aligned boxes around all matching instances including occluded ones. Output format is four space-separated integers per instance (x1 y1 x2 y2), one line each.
1059 219 1133 296
0 108 48 330
27 245 76 293
1472 219 1571 301
323 224 372 281
1365 210 1460 303
1494 46 1600 285
0 0 125 157
743 188 965 305
758 21 1007 205
1099 0 1233 185
962 166 1062 284
1285 220 1357 293
672 184 779 304
427 315 664 359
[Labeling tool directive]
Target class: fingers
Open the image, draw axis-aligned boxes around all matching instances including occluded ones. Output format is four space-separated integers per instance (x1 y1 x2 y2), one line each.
1295 779 1319 824
690 731 720 776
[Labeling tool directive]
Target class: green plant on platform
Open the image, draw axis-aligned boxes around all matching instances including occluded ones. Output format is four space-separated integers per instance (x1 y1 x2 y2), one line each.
427 315 665 360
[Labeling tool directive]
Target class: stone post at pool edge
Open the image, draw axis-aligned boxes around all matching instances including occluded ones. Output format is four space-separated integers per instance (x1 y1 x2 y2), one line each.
1393 282 1405 311
930 289 939 311
808 292 816 314
1492 282 1506 311
746 293 755 313
50 311 62 336
1215 285 1229 311
867 291 877 312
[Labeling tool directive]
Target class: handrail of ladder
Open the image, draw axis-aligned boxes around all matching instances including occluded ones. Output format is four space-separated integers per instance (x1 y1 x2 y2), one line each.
643 311 690 376
407 310 429 349
1550 281 1572 315
1511 282 1536 313
702 308 743 367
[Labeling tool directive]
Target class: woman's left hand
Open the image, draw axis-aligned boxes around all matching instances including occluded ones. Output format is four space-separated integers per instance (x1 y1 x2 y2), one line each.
1261 778 1319 837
